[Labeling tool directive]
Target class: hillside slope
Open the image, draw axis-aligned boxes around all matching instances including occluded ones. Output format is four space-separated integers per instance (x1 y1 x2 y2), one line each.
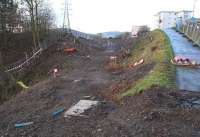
0 31 200 137
122 30 176 97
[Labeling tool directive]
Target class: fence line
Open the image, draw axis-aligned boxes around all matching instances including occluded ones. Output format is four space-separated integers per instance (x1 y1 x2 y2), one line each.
71 30 94 40
4 29 67 73
4 29 93 73
5 48 42 72
176 21 200 46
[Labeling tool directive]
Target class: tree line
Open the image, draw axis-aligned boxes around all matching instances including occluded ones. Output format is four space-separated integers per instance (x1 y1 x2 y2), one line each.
0 0 55 65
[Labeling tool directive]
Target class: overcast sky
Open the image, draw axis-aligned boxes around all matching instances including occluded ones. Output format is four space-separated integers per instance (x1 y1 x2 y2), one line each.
49 0 200 34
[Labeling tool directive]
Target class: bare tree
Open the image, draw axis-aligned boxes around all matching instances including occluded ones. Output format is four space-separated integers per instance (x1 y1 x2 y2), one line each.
21 0 55 49
0 0 17 64
21 0 42 49
38 5 55 39
0 0 55 65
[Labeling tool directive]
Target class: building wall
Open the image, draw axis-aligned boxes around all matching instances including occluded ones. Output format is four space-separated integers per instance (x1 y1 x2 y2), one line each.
157 11 193 29
131 25 149 37
158 12 177 29
177 11 193 24
131 26 141 37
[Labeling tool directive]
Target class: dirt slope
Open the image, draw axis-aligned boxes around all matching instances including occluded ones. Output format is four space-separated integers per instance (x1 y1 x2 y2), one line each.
0 34 200 137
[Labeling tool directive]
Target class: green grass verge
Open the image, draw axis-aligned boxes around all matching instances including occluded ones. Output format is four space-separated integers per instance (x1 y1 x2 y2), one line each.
121 30 176 97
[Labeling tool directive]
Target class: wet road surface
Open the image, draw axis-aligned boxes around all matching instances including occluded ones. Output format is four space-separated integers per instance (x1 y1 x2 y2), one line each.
164 29 200 92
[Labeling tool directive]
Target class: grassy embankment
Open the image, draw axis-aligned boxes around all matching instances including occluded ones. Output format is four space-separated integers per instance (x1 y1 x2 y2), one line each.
122 30 176 97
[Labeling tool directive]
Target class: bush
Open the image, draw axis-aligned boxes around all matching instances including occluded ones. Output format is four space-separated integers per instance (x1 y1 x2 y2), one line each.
0 66 18 103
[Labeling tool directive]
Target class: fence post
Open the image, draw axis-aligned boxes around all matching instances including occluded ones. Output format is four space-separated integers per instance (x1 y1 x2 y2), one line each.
183 24 187 34
197 31 200 46
25 52 29 66
194 25 199 42
191 24 195 38
186 23 190 36
32 47 36 60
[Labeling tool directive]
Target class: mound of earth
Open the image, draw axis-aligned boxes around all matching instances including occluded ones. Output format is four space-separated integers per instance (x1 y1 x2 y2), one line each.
101 86 200 137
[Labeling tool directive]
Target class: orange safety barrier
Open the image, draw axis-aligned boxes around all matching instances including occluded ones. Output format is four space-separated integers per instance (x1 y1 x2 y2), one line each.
64 48 78 53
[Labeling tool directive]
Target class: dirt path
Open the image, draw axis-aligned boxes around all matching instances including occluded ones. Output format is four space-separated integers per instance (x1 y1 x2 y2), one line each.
164 29 200 92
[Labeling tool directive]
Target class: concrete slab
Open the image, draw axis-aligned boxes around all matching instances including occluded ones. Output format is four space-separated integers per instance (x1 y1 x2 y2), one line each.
64 100 99 117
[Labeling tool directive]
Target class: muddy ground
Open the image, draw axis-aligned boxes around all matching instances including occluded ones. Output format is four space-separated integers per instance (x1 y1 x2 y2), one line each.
0 36 200 137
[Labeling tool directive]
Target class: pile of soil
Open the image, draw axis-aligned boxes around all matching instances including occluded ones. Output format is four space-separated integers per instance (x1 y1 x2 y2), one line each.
104 87 200 137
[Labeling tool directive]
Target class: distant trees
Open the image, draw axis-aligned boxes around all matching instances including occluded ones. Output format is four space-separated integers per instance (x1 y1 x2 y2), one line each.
20 0 55 49
0 0 18 64
21 0 42 49
38 5 55 39
0 0 55 65
1 1 23 34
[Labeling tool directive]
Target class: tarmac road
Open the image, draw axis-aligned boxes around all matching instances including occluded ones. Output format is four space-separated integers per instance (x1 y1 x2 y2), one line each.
164 29 200 92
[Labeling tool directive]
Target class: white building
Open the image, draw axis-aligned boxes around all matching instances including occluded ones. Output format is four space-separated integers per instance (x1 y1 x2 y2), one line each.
156 10 193 29
176 10 193 23
131 25 149 37
156 11 177 29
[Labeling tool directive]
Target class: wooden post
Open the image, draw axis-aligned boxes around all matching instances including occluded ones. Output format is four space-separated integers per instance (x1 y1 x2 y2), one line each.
74 37 76 44
197 31 200 46
110 56 117 67
25 52 29 66
32 47 36 60
195 26 200 42
186 23 190 36
183 24 187 33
